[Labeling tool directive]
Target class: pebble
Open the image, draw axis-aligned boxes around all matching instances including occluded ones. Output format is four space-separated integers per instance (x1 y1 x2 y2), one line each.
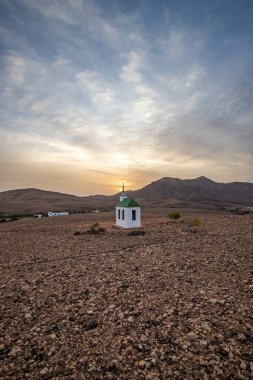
209 298 218 304
40 367 48 376
141 334 148 342
9 346 21 356
139 360 147 368
145 372 160 380
150 351 157 358
187 332 198 341
199 340 208 347
237 333 246 342
216 333 224 342
240 361 247 370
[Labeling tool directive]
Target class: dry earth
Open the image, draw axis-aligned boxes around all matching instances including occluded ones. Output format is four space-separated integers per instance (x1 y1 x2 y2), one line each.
0 209 253 380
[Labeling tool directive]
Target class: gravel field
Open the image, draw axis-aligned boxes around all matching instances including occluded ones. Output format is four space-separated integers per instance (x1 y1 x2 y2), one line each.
0 209 253 379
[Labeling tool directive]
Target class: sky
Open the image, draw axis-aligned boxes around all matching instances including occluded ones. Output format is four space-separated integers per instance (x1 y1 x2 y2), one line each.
0 0 253 195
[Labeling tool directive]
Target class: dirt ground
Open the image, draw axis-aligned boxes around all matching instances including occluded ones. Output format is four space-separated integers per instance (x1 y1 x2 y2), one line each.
0 209 252 379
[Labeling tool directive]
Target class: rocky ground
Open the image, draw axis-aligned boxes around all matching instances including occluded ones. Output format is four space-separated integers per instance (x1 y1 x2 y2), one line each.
0 209 252 379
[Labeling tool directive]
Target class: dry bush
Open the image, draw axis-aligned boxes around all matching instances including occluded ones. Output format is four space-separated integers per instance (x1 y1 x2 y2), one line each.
90 222 106 234
167 211 181 220
191 218 202 227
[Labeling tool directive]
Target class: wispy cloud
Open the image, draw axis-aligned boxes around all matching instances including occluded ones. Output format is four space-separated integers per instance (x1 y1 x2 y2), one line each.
0 0 253 194
76 70 117 110
120 51 143 83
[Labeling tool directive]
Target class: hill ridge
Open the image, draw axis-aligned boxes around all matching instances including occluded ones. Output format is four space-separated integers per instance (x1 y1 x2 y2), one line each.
0 176 253 214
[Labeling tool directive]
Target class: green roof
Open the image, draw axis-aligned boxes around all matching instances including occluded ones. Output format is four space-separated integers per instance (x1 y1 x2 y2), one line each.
116 198 140 208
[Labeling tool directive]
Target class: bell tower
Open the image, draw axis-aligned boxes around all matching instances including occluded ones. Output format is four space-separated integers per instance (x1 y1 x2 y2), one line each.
119 183 127 202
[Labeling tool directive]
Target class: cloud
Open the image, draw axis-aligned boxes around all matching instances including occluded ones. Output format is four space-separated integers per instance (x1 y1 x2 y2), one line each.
75 70 117 109
0 0 253 195
23 0 120 44
23 0 85 25
169 30 184 60
120 51 143 83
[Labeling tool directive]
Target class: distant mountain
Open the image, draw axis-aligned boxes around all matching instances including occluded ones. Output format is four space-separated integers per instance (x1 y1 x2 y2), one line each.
130 176 253 206
0 188 115 215
0 177 252 215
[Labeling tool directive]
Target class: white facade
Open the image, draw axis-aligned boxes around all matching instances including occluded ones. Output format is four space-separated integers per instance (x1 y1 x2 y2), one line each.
48 211 69 217
116 206 141 228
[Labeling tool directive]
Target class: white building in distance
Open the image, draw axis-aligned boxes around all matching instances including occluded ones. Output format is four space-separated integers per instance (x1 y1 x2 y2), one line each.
116 184 141 228
48 211 69 217
34 214 42 218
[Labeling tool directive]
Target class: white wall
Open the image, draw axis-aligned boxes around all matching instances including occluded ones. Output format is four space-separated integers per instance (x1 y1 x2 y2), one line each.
116 207 141 228
48 212 69 217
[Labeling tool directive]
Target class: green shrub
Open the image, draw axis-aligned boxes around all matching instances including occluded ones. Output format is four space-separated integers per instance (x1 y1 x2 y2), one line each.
91 226 106 234
90 222 106 234
128 230 146 236
191 218 202 227
0 218 7 223
167 211 181 220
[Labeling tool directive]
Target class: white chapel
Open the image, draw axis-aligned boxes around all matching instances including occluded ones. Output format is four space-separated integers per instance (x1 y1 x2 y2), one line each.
116 184 141 228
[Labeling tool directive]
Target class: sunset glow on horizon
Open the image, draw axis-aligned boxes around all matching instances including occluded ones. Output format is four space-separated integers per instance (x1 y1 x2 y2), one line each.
0 0 253 196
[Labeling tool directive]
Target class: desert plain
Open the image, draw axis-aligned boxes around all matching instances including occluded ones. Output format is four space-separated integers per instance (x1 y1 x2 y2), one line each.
0 208 252 379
